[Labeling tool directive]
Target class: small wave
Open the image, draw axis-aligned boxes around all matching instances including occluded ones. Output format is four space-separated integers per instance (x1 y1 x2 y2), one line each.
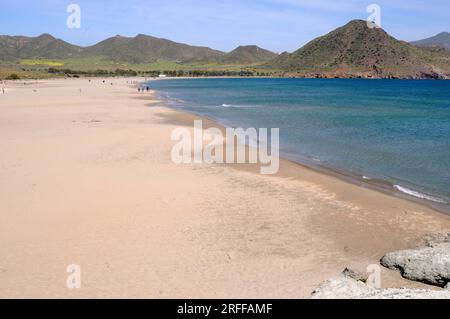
220 103 254 108
393 185 446 204
362 176 371 180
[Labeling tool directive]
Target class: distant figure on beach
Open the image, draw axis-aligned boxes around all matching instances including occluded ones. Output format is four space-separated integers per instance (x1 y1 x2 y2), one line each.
2 87 5 94
138 88 141 93
146 86 149 92
102 80 105 83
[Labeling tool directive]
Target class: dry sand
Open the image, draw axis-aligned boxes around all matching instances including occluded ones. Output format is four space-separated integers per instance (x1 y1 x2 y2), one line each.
1 78 449 298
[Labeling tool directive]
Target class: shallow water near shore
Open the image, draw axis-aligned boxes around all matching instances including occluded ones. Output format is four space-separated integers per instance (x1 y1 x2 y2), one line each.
149 78 450 213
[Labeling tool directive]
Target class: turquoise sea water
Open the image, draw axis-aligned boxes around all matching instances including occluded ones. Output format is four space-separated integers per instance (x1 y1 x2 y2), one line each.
150 78 450 212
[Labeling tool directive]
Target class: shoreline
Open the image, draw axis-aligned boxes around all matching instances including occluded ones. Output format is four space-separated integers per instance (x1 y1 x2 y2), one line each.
2 77 450 298
148 89 450 255
149 81 450 216
3 74 450 82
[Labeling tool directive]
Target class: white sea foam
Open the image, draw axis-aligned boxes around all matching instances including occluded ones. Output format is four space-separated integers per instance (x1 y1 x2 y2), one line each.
221 103 253 108
393 185 446 204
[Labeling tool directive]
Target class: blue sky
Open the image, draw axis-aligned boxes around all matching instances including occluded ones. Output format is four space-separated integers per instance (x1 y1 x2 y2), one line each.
1 0 449 52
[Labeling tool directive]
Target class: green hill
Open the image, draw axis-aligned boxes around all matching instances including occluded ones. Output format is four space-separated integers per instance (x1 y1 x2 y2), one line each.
268 20 450 79
0 33 225 64
221 45 277 64
0 33 278 66
0 34 83 61
83 34 225 64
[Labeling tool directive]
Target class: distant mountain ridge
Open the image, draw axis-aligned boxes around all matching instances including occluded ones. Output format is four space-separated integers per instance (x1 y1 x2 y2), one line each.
267 20 450 79
1 21 449 79
0 34 82 61
0 33 275 65
411 32 450 50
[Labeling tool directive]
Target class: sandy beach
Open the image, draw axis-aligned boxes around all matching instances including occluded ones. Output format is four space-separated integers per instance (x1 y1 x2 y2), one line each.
1 78 450 298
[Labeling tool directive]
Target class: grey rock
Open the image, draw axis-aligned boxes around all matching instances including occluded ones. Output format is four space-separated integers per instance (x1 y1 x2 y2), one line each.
381 242 450 287
311 275 373 299
311 274 450 299
422 232 450 247
360 288 450 299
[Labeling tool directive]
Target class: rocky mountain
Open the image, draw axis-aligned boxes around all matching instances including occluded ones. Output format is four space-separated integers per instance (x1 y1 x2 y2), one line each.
268 20 450 79
0 34 83 61
221 45 277 64
411 32 450 50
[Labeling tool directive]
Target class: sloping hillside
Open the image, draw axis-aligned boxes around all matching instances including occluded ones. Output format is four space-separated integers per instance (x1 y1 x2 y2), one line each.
268 20 450 79
0 34 83 61
221 45 277 64
83 34 225 63
412 32 450 50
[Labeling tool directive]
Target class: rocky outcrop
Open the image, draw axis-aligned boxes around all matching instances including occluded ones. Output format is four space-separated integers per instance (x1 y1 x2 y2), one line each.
312 233 450 298
421 232 450 246
361 288 450 299
311 270 450 299
311 274 371 299
380 241 450 288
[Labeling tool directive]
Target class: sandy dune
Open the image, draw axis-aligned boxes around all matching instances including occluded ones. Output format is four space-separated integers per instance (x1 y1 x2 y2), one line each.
1 78 449 298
